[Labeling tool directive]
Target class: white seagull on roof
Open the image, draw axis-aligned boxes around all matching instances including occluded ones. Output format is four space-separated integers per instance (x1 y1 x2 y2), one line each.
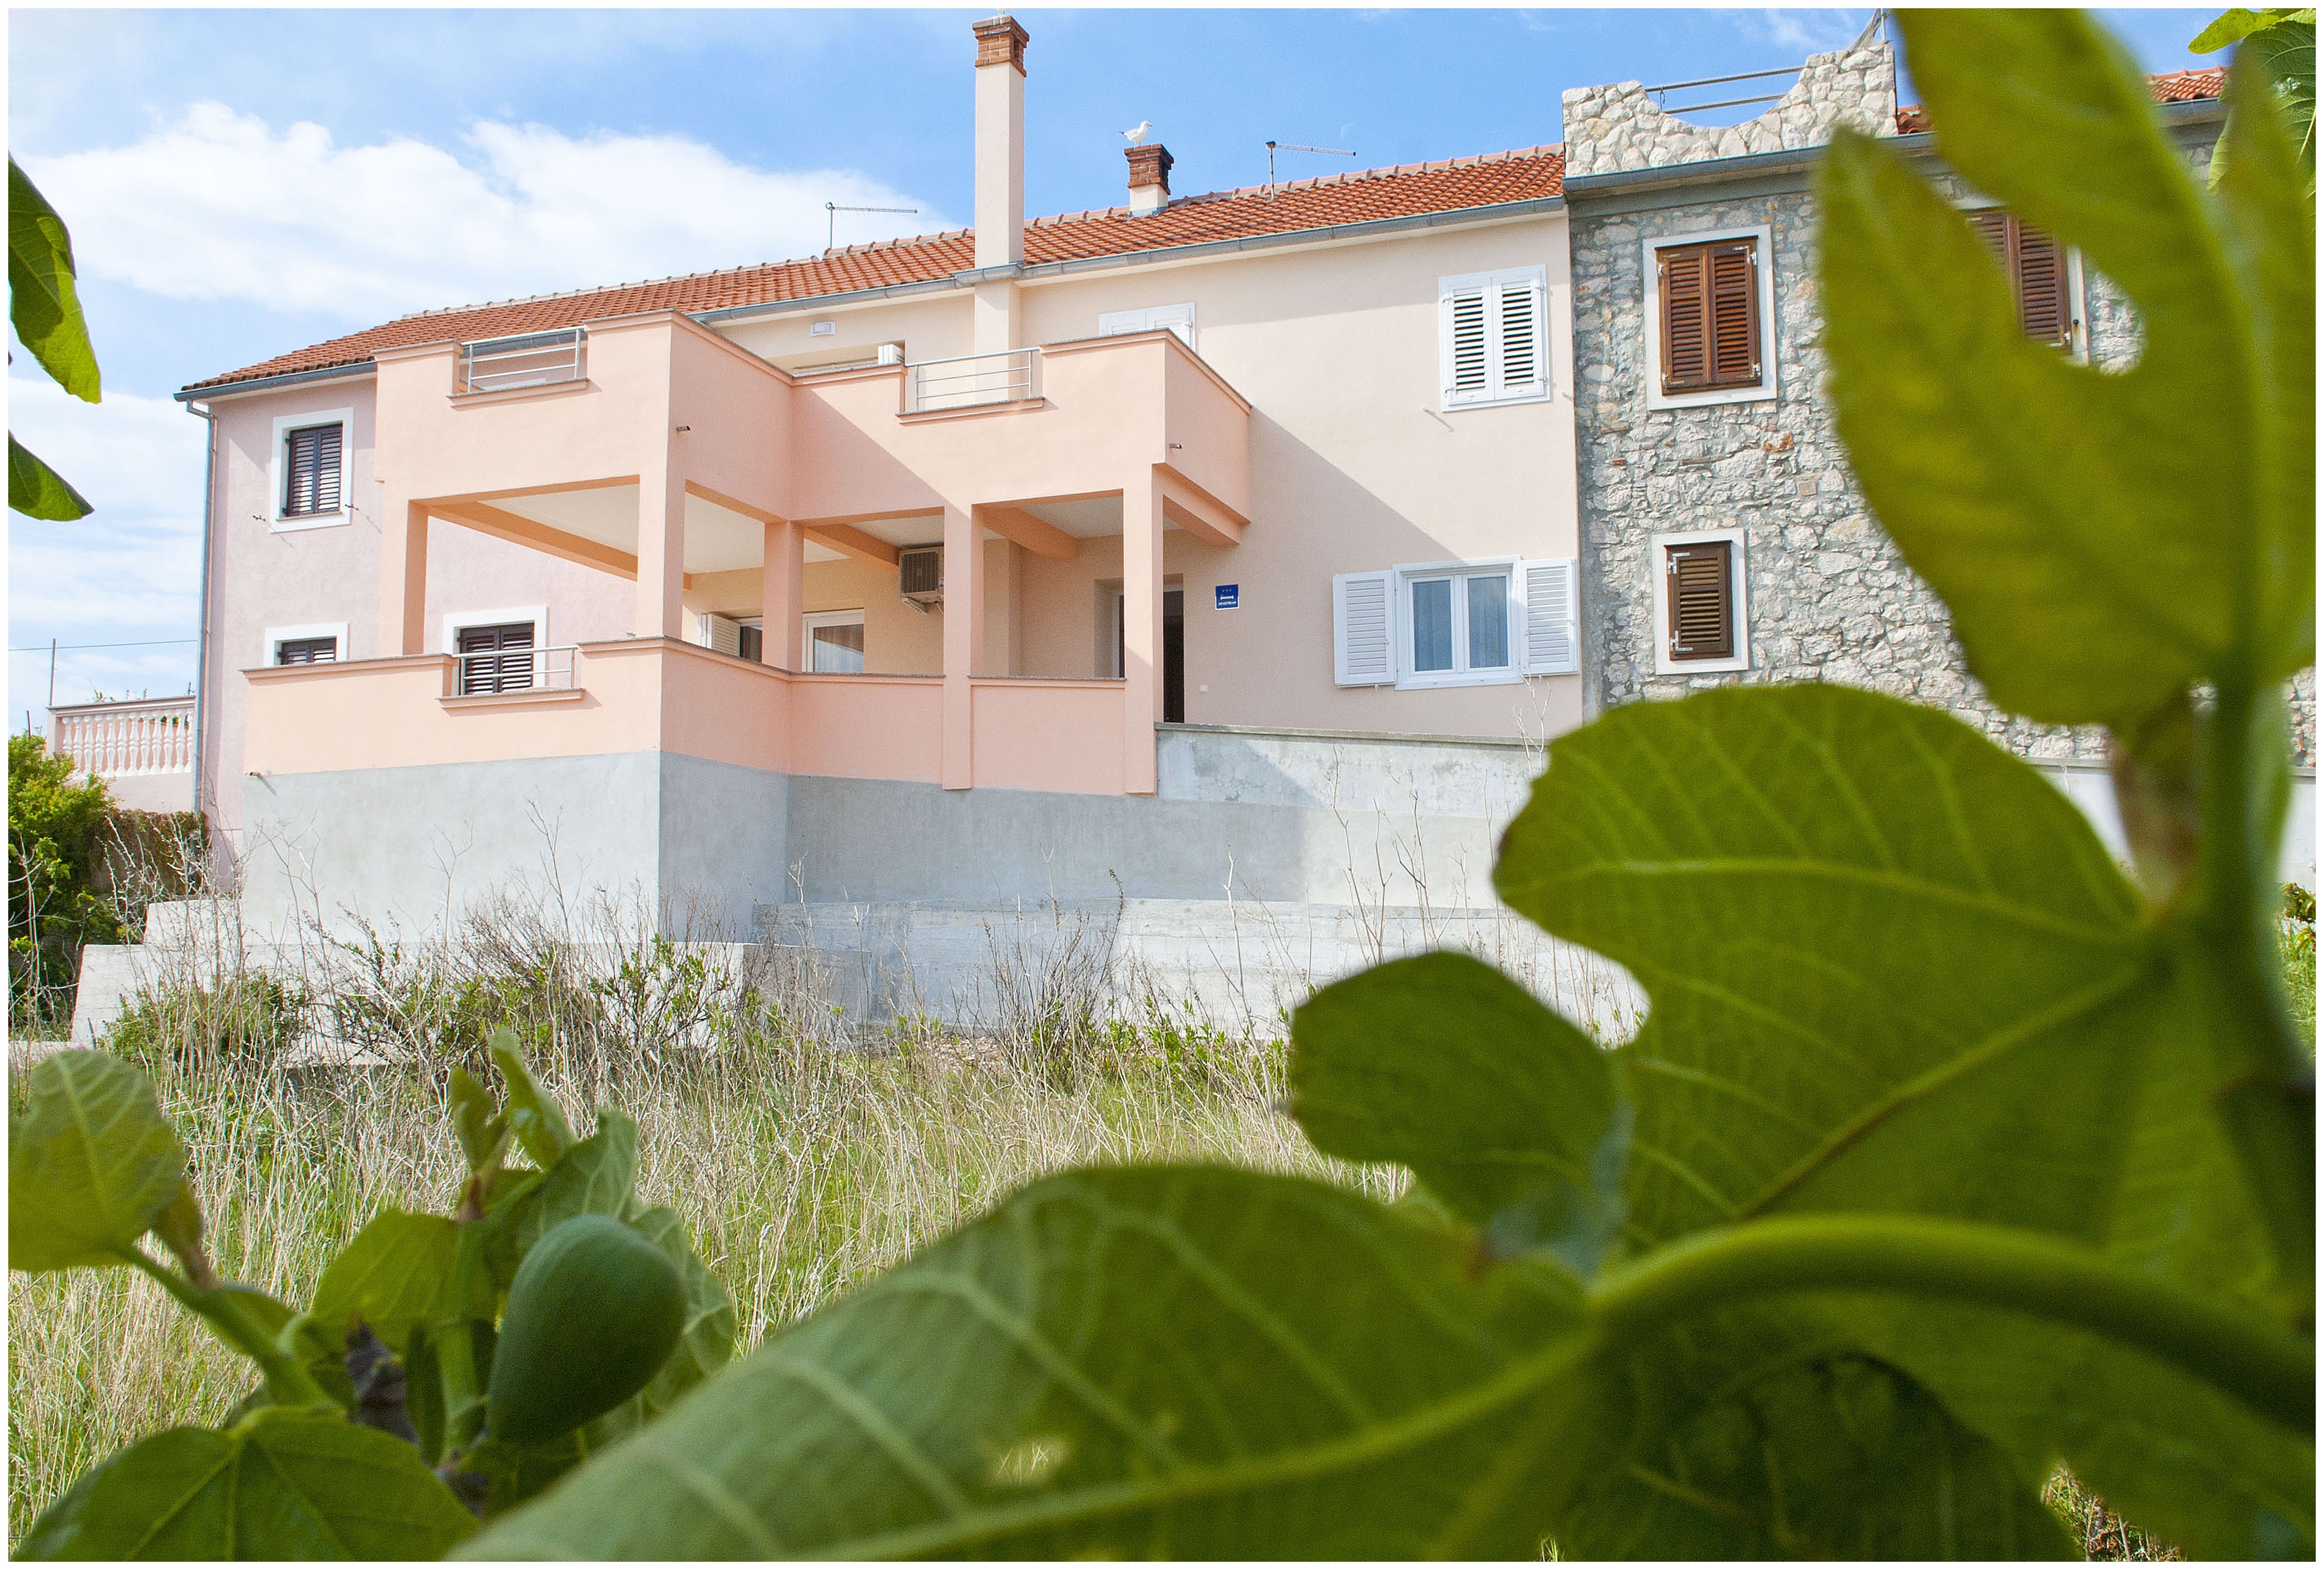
1121 121 1152 144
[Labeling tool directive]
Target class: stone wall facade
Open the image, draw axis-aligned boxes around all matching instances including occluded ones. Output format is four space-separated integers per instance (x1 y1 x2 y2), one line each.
1565 108 2317 767
1560 43 1897 179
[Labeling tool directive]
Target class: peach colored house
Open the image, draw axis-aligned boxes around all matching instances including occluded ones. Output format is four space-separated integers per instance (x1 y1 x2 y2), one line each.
177 15 1583 949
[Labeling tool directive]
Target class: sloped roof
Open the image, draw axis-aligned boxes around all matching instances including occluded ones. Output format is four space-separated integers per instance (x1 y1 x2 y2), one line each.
183 144 1566 394
1894 65 2224 135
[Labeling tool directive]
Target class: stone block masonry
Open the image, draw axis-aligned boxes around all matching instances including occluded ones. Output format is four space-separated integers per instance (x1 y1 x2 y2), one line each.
1564 52 2315 768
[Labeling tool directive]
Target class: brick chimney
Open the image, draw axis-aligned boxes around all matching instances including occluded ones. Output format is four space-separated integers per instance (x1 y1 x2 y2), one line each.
1125 143 1173 216
972 15 1027 270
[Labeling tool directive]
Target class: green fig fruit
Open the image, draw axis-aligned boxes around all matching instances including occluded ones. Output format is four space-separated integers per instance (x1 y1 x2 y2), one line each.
486 1213 686 1446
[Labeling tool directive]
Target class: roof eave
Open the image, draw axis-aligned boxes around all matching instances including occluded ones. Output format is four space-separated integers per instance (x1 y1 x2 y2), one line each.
176 360 380 403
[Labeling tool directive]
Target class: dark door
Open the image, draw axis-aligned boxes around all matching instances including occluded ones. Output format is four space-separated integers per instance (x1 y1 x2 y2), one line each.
1163 589 1183 723
1113 589 1185 722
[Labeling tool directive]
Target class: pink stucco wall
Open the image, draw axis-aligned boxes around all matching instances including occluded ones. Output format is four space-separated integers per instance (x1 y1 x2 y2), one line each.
198 207 1582 831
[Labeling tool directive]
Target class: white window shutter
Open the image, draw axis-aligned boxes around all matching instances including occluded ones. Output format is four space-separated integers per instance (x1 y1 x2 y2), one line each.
1098 308 1143 336
1441 280 1492 406
1148 303 1195 348
1497 275 1546 400
701 613 743 656
1520 558 1579 675
1333 570 1395 686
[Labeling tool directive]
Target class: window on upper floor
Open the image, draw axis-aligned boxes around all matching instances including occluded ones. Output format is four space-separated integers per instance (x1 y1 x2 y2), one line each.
1439 267 1548 410
1657 237 1762 396
1644 228 1776 411
1967 209 2081 354
1332 558 1577 689
275 636 337 665
281 423 343 517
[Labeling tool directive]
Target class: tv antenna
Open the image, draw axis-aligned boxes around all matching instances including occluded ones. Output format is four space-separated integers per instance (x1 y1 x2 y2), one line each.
1265 140 1354 190
825 202 920 251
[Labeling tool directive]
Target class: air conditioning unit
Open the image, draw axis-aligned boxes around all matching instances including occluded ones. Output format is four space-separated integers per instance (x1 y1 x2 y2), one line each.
899 546 943 608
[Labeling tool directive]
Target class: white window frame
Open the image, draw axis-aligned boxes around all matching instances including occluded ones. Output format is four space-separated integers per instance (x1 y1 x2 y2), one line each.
1955 200 2091 363
1438 265 1550 412
1393 557 1524 691
441 605 546 657
1099 303 1195 349
1642 226 1777 412
803 609 867 673
261 621 349 666
1650 527 1751 676
268 406 354 531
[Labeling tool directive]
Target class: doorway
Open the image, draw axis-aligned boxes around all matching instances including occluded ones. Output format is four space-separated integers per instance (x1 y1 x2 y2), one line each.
1113 589 1185 723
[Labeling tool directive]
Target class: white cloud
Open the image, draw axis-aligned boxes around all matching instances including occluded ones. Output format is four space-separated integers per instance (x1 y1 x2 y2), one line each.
8 376 208 713
21 104 951 321
1744 9 1876 58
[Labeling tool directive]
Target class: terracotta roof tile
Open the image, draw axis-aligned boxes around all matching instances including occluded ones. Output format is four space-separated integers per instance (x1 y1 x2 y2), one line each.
1894 66 2223 134
184 145 1565 393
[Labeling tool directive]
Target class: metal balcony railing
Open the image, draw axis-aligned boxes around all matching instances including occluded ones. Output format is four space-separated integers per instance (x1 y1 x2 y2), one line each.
456 328 587 396
453 645 578 696
903 347 1040 414
49 695 197 777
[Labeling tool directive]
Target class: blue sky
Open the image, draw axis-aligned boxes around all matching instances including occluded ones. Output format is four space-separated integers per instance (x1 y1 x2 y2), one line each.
6 6 2221 725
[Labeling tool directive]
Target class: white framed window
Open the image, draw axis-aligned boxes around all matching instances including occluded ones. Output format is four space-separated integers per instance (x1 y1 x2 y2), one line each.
1099 303 1195 348
263 621 348 666
1651 528 1751 676
268 406 353 530
698 613 766 661
1642 226 1776 411
1439 266 1548 410
1332 559 1577 689
803 610 866 674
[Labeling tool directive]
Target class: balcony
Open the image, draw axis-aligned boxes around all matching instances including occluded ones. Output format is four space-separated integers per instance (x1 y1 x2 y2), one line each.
243 640 1133 796
49 695 197 814
902 347 1039 414
455 328 587 396
354 312 1250 797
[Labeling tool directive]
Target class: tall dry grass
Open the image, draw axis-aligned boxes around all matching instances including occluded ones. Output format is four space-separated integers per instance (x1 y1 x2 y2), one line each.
8 1005 1385 1544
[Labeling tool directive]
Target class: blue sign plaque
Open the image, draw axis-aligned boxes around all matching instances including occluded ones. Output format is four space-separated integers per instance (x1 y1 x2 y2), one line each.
1215 583 1239 610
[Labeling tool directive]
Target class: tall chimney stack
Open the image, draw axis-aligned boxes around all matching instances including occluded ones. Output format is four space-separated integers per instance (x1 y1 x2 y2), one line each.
1125 144 1172 216
972 15 1027 271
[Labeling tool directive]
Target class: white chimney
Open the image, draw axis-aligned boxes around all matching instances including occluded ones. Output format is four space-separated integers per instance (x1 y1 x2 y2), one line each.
972 15 1027 270
1126 144 1173 217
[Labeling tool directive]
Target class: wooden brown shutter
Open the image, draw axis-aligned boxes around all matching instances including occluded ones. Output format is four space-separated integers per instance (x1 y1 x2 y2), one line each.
1968 210 2071 348
1707 240 1759 386
284 424 342 515
1660 244 1710 391
1666 540 1735 661
2011 223 2068 347
1660 239 1761 394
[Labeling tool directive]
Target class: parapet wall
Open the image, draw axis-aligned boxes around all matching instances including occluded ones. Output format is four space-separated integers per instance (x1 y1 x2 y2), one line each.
1561 43 1897 178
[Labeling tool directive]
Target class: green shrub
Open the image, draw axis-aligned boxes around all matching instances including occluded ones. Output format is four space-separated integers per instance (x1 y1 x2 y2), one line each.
8 733 124 1033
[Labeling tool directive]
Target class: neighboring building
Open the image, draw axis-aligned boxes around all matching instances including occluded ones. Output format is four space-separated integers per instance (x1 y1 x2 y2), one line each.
47 695 197 815
1560 42 2314 879
175 14 1585 954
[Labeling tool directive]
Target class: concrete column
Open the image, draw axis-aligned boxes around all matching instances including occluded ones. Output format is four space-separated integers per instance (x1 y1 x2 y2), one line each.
636 459 688 639
941 503 985 789
761 517 804 669
379 502 430 657
1121 468 1163 795
983 536 1019 677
